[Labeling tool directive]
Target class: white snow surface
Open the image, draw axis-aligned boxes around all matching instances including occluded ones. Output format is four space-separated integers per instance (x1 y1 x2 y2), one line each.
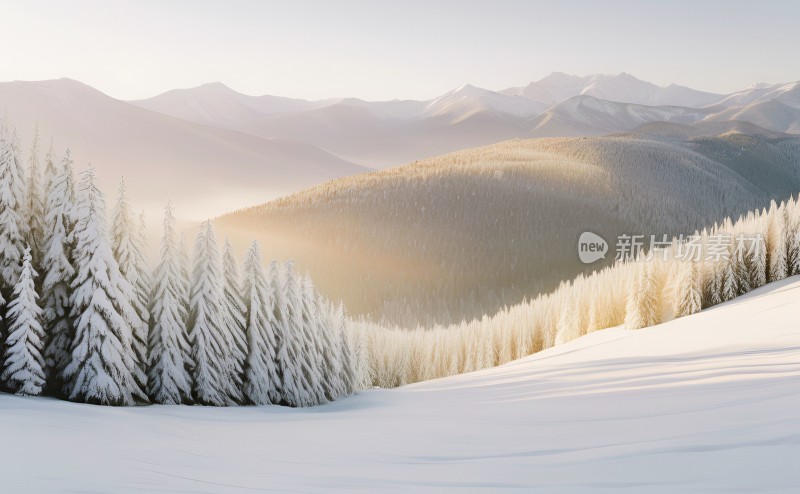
3 277 800 492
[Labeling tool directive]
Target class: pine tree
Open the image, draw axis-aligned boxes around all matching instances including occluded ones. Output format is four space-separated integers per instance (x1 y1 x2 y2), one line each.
302 276 343 401
733 234 752 296
147 203 193 404
110 180 149 392
61 168 146 406
334 303 357 395
188 221 238 406
2 248 46 396
178 233 191 318
624 261 658 329
221 239 245 402
709 261 723 307
674 261 702 318
0 126 27 303
42 140 57 199
241 241 280 405
721 255 737 302
283 264 326 406
767 204 788 282
41 152 77 395
25 127 46 274
268 261 303 406
135 210 152 326
749 228 767 290
555 295 582 345
786 202 800 276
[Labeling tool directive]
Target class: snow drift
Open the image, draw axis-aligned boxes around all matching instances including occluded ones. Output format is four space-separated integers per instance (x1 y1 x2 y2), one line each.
1 276 799 492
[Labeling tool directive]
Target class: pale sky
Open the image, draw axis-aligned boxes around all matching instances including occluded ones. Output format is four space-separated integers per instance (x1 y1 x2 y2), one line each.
1 0 798 101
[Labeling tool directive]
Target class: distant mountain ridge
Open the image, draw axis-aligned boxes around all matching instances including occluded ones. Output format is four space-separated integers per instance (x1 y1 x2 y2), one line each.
130 72 800 167
0 78 370 230
501 72 725 107
2 73 799 230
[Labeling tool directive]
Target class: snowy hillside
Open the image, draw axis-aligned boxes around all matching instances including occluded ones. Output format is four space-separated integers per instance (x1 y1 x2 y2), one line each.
214 125 800 326
3 276 799 492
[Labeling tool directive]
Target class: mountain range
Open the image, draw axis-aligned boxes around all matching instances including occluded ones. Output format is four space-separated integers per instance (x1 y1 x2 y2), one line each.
0 79 369 228
1 72 799 261
1 73 798 225
132 72 800 166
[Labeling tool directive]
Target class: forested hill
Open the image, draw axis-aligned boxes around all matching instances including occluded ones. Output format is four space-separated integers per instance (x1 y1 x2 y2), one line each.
214 122 800 326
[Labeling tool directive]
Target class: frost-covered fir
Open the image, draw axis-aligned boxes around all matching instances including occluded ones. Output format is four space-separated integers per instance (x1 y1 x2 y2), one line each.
147 203 193 404
767 200 788 282
624 261 659 330
673 261 702 317
0 124 27 302
2 248 46 396
282 264 327 406
221 239 246 403
241 242 281 405
111 180 149 392
25 127 46 273
333 303 357 396
61 168 146 405
41 152 77 394
312 291 348 400
188 221 240 406
268 261 303 406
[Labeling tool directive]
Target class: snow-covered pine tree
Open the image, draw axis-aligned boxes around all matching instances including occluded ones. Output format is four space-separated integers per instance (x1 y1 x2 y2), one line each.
9 129 29 244
42 140 57 199
41 152 77 395
347 320 371 392
25 127 46 274
62 167 146 406
302 276 343 401
177 233 191 318
0 126 27 303
785 199 800 276
110 180 149 391
767 202 788 282
268 261 304 406
708 261 723 307
221 239 245 402
147 203 193 404
721 254 737 302
334 303 357 395
293 270 328 405
136 211 152 312
585 293 600 334
733 234 752 296
2 248 46 396
241 241 280 405
673 260 702 318
188 221 239 406
624 261 658 330
749 222 768 290
555 294 581 345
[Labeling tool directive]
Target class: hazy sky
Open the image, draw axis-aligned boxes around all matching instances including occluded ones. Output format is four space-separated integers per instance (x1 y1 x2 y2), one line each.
2 0 798 101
